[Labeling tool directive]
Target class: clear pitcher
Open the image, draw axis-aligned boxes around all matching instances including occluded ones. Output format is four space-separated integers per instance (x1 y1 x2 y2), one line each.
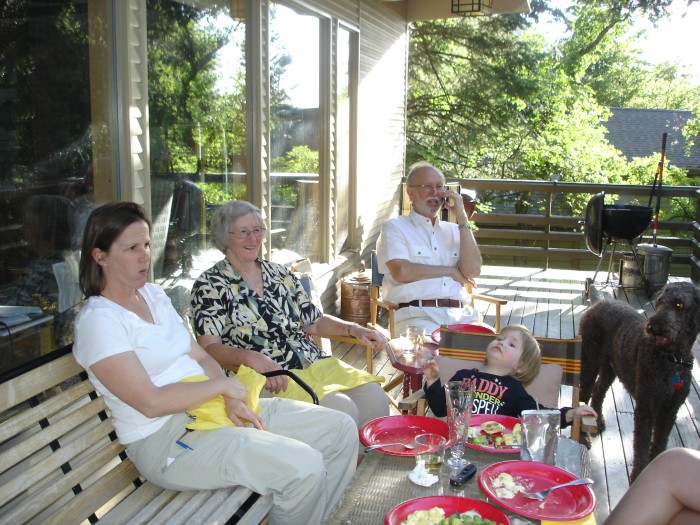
444 380 475 470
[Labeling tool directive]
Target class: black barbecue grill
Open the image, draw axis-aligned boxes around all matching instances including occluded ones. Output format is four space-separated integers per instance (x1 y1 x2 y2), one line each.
584 191 652 290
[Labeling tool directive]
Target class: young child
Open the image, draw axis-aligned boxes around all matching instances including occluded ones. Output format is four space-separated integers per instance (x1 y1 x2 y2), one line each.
423 324 596 427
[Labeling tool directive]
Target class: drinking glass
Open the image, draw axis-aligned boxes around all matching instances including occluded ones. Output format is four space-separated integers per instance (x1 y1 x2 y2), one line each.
444 380 475 470
405 324 425 359
414 433 446 474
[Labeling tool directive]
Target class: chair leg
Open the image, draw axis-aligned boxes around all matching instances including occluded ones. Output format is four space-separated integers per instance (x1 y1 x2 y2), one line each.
570 386 581 441
366 345 373 374
383 373 404 392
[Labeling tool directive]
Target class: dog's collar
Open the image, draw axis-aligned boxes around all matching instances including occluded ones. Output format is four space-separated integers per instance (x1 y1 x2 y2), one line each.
662 352 694 370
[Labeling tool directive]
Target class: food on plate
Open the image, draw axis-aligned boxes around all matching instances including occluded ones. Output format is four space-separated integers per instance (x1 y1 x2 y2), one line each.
401 507 501 525
480 421 505 434
468 423 521 448
491 472 524 499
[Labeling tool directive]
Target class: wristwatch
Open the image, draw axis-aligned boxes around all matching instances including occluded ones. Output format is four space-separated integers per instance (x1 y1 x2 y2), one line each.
457 222 472 230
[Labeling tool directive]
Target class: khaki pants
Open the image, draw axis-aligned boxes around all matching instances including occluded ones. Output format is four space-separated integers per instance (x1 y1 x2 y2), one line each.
262 380 389 427
127 397 357 525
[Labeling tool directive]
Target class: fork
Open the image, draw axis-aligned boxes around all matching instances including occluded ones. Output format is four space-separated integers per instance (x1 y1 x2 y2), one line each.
364 442 416 452
521 477 594 501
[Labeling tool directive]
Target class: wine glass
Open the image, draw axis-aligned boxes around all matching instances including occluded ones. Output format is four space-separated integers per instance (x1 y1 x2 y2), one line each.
444 380 475 470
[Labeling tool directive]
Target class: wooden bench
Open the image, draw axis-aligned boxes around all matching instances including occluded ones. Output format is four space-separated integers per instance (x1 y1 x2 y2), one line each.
0 347 272 525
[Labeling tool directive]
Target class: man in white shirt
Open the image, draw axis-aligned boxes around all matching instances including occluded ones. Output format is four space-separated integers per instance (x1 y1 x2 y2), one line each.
376 161 482 337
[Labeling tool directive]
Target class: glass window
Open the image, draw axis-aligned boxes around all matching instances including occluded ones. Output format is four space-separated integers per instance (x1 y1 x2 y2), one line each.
269 4 322 262
0 0 108 375
147 1 247 285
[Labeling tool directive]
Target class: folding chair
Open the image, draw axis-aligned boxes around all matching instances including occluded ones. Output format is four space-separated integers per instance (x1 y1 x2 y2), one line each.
368 250 507 337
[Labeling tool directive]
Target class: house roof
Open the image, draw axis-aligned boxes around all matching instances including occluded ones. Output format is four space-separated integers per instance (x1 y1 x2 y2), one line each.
603 107 700 175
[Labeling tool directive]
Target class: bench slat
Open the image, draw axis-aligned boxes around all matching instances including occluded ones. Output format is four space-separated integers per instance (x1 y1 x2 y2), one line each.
0 417 116 503
0 439 128 524
0 391 106 472
161 488 253 525
0 354 83 411
0 379 95 443
44 455 141 524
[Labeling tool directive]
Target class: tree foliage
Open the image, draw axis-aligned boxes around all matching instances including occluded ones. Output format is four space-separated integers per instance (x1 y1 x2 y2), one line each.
406 0 699 216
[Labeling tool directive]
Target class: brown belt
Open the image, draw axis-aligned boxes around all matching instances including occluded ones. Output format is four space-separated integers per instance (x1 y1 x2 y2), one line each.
397 299 463 309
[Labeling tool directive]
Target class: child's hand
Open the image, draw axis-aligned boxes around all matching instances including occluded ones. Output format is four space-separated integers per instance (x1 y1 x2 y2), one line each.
422 360 440 385
565 404 598 423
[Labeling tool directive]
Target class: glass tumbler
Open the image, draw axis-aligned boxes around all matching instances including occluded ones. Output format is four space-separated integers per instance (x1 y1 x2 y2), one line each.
405 324 425 359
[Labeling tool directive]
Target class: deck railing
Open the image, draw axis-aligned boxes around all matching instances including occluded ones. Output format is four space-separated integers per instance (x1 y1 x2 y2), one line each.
436 179 699 282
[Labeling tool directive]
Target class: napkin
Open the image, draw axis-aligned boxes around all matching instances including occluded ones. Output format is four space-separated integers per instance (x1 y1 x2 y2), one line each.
408 460 439 487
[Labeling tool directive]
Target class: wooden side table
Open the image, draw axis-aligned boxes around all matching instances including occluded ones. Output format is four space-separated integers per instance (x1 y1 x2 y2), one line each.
386 337 439 400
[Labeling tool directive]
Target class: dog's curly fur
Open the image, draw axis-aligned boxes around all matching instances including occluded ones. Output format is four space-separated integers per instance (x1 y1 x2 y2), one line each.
579 282 700 481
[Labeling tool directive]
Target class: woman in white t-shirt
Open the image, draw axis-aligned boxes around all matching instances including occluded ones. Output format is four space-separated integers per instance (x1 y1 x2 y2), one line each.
72 202 357 525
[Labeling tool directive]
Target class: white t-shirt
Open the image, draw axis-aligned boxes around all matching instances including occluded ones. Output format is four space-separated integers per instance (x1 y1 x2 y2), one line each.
73 283 204 444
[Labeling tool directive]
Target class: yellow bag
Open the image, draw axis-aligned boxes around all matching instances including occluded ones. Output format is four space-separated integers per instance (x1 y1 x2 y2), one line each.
235 357 383 403
179 373 266 430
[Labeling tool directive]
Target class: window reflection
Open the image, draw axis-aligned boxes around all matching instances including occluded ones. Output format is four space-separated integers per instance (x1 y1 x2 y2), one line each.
146 1 247 286
269 4 322 262
0 0 101 374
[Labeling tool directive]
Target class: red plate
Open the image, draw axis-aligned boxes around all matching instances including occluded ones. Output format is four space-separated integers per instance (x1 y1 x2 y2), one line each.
431 323 496 344
385 496 510 525
359 416 449 456
467 415 521 454
478 460 596 521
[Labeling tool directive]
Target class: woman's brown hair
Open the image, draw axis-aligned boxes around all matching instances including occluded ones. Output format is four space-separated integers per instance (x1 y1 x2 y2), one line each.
79 202 151 298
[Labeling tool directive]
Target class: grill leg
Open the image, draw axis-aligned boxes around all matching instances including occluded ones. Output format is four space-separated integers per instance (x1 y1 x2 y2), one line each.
591 240 612 284
605 241 619 284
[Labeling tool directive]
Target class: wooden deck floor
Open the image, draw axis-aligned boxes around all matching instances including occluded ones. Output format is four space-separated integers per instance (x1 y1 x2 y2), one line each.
330 266 700 524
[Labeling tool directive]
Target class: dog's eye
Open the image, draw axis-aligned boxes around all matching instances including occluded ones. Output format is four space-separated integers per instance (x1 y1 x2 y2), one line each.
675 301 683 310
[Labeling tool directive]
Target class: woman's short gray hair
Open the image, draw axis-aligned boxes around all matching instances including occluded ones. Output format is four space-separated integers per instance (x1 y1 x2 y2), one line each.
210 200 264 253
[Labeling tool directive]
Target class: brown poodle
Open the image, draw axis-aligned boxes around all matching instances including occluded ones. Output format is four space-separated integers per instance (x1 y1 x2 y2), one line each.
579 281 700 481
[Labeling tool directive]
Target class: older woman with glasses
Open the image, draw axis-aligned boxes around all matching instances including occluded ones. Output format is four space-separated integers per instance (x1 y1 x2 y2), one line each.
191 200 390 427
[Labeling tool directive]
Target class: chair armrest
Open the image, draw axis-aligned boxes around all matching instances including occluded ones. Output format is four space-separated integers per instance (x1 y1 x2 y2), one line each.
581 415 598 434
471 293 508 306
374 298 400 311
262 370 319 405
398 388 426 413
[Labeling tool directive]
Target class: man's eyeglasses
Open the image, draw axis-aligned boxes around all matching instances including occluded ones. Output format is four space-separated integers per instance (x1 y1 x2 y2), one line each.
409 184 448 192
229 227 267 239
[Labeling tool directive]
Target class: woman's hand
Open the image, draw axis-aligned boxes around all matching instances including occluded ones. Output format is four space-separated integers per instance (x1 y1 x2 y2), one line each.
352 325 389 351
246 353 288 394
224 397 266 430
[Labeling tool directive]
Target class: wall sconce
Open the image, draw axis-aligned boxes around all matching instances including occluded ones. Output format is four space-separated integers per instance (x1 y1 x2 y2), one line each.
231 0 245 21
451 0 493 16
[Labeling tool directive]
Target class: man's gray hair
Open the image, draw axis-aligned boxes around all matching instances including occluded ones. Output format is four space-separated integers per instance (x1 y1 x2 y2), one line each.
210 200 264 253
405 161 446 186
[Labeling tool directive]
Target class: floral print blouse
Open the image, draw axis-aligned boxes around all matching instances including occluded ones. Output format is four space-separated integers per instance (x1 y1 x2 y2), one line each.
191 258 323 370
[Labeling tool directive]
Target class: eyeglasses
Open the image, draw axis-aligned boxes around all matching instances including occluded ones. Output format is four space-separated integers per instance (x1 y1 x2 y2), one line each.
409 184 448 192
228 227 267 239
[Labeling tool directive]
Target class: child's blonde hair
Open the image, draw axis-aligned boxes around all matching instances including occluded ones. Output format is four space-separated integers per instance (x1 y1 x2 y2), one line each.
495 324 541 385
